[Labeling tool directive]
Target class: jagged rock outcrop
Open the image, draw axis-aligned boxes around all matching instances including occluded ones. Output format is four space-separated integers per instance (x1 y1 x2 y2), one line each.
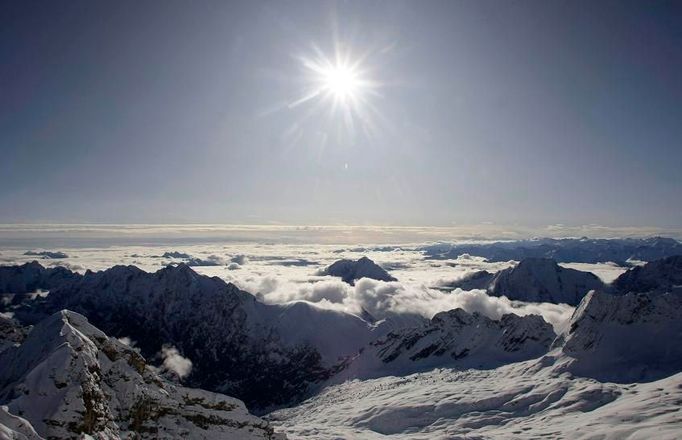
321 257 397 285
559 290 682 382
612 255 682 294
0 310 283 440
335 308 555 380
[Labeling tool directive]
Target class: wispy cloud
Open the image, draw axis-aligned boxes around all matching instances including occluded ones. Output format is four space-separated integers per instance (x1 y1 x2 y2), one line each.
161 345 193 378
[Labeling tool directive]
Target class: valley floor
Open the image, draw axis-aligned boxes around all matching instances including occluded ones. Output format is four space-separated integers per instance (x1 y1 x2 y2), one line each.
268 354 682 439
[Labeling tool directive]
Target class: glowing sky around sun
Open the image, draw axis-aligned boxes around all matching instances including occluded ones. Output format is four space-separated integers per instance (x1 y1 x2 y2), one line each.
1 1 681 228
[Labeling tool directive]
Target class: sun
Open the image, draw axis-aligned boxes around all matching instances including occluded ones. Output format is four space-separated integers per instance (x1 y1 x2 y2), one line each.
299 52 369 105
288 44 382 139
292 45 375 112
319 63 360 100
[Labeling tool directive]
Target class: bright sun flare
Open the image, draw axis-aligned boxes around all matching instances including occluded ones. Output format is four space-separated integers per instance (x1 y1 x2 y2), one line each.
290 44 381 138
294 47 374 108
320 64 360 99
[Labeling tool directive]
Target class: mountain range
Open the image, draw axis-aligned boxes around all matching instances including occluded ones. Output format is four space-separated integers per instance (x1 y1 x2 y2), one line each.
423 236 682 263
1 248 681 438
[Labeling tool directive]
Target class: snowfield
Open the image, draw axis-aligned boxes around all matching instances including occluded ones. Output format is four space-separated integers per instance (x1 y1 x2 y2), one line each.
268 356 682 439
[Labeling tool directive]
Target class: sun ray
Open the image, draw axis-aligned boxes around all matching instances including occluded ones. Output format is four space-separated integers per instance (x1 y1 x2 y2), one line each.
292 43 380 140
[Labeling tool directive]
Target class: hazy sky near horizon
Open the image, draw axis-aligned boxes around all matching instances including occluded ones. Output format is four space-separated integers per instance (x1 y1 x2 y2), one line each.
1 0 680 227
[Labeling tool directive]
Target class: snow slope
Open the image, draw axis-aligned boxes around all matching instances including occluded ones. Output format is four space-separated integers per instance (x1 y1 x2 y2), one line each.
269 287 682 439
559 289 682 382
268 358 682 439
0 310 283 440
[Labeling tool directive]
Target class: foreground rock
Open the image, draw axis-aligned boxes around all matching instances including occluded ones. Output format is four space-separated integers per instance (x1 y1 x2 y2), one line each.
0 310 283 439
320 256 397 285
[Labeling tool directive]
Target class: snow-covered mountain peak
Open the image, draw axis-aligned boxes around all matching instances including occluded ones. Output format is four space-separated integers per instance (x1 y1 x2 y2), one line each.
444 257 604 305
0 309 283 439
489 258 604 305
558 289 682 382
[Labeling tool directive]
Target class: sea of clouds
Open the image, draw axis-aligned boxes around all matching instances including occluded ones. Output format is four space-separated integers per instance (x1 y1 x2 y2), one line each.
0 240 632 332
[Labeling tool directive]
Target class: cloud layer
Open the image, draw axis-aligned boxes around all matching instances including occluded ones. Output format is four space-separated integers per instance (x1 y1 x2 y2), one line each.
1 241 581 331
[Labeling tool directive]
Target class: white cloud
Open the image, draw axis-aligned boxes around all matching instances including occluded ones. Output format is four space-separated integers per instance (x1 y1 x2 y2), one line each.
335 278 573 332
301 280 350 303
117 336 134 347
161 345 192 378
0 242 576 332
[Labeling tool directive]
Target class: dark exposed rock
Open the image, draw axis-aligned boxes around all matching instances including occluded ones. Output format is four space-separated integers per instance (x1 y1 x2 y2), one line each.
321 257 397 285
612 255 682 294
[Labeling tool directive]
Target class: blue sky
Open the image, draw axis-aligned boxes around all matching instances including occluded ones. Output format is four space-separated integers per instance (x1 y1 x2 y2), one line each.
1 0 680 228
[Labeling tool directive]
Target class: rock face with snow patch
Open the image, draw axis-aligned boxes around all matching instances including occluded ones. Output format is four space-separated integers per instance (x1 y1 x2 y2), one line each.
337 308 555 380
560 289 682 382
612 255 682 294
0 310 282 440
321 256 397 285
